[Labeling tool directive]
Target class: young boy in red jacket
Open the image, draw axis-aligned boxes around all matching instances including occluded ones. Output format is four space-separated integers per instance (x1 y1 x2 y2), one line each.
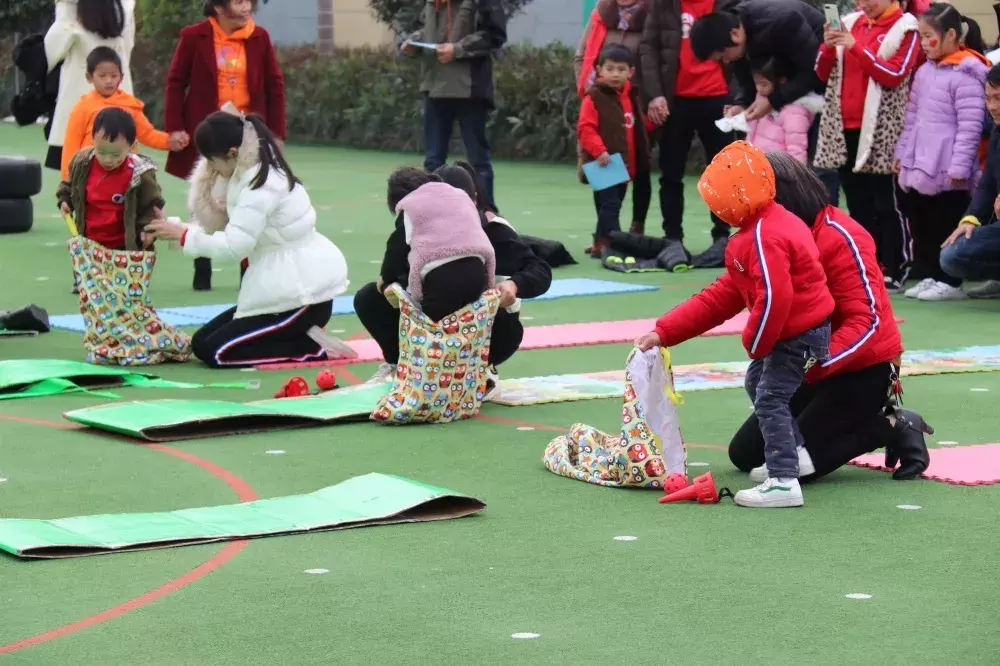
636 141 834 508
577 44 659 258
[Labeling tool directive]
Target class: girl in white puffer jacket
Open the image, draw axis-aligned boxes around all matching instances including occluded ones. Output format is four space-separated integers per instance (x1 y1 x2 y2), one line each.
146 108 353 367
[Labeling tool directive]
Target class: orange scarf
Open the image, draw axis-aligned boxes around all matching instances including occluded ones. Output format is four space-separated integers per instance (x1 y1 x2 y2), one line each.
697 141 776 227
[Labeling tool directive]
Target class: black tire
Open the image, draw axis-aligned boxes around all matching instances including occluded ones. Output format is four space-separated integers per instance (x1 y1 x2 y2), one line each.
0 156 43 198
0 198 34 234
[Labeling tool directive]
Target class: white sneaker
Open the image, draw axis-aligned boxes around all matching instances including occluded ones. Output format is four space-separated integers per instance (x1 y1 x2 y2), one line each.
916 281 967 301
749 447 815 483
306 327 359 360
367 362 395 384
967 280 1000 299
904 278 936 298
734 478 804 508
483 366 501 401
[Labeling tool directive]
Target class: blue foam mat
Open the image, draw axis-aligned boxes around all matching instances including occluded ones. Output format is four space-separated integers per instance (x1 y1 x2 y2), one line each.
49 278 658 333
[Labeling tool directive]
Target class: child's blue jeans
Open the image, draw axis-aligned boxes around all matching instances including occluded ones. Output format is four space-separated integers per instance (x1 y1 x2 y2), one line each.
744 322 831 479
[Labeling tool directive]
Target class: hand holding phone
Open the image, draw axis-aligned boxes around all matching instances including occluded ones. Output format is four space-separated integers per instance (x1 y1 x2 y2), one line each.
824 4 842 31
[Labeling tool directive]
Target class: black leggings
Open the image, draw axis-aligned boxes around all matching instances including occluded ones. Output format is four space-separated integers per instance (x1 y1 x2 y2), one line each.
728 362 896 481
353 280 524 367
191 300 333 368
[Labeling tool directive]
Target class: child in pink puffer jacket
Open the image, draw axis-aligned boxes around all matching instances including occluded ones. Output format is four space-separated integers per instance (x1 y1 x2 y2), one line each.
745 57 824 163
893 4 989 302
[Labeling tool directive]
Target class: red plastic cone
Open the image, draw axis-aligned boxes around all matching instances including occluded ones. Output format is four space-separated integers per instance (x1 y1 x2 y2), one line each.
658 472 720 504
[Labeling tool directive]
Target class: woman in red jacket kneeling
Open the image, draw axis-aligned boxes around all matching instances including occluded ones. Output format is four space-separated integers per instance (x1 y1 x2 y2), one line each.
164 0 286 291
729 152 932 482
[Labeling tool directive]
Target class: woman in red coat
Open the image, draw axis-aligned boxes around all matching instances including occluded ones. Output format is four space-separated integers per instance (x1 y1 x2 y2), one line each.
164 0 286 290
728 152 932 482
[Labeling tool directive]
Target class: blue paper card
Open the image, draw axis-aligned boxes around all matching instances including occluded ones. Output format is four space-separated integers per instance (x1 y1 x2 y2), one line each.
408 41 438 50
581 153 629 191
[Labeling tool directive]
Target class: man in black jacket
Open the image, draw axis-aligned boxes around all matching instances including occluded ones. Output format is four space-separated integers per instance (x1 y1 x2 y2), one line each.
940 66 1000 299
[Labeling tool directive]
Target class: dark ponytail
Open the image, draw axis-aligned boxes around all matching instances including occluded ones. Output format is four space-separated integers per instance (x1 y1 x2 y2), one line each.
77 0 125 39
194 112 299 192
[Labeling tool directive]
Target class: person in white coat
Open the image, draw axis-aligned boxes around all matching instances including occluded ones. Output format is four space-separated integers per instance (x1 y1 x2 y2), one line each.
146 108 353 367
44 0 135 171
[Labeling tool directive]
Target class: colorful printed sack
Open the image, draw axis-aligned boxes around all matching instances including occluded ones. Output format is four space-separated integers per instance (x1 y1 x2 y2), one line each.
371 284 500 425
542 347 687 489
69 237 192 366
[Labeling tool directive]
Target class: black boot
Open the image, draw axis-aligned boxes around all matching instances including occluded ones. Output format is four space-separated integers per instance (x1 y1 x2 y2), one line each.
193 258 212 291
691 237 728 268
885 408 932 480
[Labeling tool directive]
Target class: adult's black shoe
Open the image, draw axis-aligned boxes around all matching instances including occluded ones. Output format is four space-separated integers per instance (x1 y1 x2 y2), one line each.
885 407 933 480
691 237 728 269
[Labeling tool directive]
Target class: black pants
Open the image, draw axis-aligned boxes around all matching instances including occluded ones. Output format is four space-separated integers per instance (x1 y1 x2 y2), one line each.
593 183 628 238
905 189 970 287
191 300 333 368
420 257 488 322
423 96 496 212
354 280 523 367
729 362 896 481
631 170 652 226
807 114 840 206
659 96 732 242
840 130 906 281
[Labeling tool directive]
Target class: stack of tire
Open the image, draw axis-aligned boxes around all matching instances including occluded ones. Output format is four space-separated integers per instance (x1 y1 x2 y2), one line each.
0 156 43 234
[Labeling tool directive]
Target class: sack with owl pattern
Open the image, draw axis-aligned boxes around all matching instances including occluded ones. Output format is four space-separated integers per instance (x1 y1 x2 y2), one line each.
371 283 500 425
69 237 192 366
542 347 687 488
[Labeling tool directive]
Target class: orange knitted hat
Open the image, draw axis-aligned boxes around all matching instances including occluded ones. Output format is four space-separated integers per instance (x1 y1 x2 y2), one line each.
697 140 776 227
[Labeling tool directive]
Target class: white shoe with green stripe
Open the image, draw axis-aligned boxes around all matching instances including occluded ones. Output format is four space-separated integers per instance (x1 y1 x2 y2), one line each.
734 478 804 508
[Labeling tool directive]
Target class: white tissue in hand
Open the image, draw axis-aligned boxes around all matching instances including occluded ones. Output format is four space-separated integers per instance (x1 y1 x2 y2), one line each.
715 113 749 134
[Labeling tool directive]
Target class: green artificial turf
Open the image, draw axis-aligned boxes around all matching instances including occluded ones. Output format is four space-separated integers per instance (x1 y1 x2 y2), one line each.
0 123 998 664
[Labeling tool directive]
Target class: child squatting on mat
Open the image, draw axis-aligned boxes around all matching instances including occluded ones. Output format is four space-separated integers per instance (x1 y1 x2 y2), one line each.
145 107 352 367
635 141 834 508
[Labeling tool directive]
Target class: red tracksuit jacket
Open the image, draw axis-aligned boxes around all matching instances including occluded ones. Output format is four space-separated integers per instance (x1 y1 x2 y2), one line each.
805 205 903 382
656 201 835 360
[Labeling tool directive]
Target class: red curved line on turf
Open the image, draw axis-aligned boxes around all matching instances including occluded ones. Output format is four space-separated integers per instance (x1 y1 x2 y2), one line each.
0 416 259 656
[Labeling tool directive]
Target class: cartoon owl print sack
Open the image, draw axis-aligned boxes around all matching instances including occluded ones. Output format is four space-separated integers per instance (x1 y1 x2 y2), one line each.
372 284 500 425
69 237 192 366
542 347 687 488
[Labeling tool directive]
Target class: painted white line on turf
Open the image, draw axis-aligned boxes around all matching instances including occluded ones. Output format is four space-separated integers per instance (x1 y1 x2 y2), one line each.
0 478 7 484
521 315 534 321
517 427 535 431
212 268 223 273
266 450 286 455
44 241 59 247
614 536 637 541
688 462 710 468
369 260 381 264
35 276 49 282
330 329 346 334
343 229 353 234
240 368 257 372
938 441 958 446
970 388 989 392
304 568 329 575
568 234 578 239
845 593 872 599
896 504 921 510
511 633 540 639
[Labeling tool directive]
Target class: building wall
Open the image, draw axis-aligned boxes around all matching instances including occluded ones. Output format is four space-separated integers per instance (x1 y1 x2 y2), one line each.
506 0 584 46
255 0 318 45
952 0 997 46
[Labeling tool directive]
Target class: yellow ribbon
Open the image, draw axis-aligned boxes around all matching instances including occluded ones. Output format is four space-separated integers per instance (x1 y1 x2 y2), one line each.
63 213 79 237
659 347 684 405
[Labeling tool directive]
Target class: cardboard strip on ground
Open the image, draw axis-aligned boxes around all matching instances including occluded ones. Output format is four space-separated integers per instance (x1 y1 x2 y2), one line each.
64 382 390 441
0 473 486 559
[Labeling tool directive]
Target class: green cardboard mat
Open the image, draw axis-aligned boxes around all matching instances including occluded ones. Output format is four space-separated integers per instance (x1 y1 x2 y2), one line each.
0 358 253 400
0 473 486 559
64 382 391 441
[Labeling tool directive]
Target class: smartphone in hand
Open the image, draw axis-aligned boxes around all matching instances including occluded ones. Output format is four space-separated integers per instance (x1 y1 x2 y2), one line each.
824 4 842 31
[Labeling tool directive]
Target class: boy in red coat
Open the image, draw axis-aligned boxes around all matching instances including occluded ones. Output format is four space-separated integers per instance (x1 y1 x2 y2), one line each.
577 44 659 258
636 141 834 508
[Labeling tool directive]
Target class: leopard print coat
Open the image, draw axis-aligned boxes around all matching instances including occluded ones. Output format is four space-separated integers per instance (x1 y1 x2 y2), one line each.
813 11 918 175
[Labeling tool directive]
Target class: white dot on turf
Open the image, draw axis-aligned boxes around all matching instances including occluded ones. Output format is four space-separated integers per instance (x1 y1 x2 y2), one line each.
0 478 7 484
35 276 49 282
266 450 286 455
212 268 223 273
521 211 532 215
343 229 353 234
516 426 535 431
330 329 346 334
938 440 958 446
614 536 637 541
897 504 921 510
511 633 540 639
845 593 872 599
44 241 59 247
239 368 257 372
521 315 534 321
688 462 710 467
304 568 329 575
368 260 381 264
568 234 579 239
970 388 989 392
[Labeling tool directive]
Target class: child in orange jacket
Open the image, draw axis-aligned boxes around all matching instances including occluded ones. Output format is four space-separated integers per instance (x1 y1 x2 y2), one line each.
636 141 834 508
60 47 188 179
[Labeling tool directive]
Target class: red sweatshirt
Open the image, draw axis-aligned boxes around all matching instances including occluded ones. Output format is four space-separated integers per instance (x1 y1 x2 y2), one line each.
655 201 834 360
84 155 134 250
578 80 657 178
815 5 922 129
805 206 903 382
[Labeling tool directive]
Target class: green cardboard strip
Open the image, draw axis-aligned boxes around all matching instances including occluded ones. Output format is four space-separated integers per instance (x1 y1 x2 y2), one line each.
64 382 391 441
0 473 485 559
0 358 255 400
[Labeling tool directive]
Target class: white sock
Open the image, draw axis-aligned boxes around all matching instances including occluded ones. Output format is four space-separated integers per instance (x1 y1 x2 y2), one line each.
887 413 897 427
774 477 797 485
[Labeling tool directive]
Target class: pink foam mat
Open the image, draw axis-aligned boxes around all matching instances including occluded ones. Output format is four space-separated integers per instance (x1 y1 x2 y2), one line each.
849 443 1000 486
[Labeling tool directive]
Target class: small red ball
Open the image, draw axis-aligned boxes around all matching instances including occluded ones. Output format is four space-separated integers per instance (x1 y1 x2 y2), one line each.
315 369 338 391
664 473 690 494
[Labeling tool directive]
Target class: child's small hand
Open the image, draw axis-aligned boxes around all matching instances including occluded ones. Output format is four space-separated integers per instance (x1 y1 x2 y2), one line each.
168 132 188 152
994 194 1000 218
891 160 901 174
947 177 967 187
376 277 385 292
635 332 660 351
497 280 518 308
59 201 72 216
597 152 611 167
